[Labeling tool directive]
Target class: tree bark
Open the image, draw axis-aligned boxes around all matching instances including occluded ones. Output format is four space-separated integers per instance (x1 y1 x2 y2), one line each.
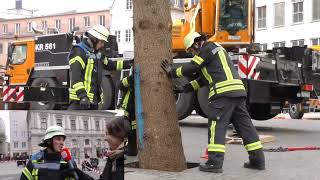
133 0 187 172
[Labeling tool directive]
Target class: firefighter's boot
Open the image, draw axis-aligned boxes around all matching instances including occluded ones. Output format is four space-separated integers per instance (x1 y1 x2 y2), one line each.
244 149 265 170
199 152 223 173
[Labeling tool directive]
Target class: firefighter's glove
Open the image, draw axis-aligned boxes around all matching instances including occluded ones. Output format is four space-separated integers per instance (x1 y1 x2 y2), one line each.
80 96 90 110
161 59 173 78
173 85 185 93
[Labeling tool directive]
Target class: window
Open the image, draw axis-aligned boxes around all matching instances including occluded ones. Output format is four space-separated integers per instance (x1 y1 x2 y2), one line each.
0 43 3 54
56 119 62 127
27 22 32 32
95 120 100 130
273 41 286 48
257 6 267 29
41 118 47 129
293 1 303 23
274 2 285 27
291 39 304 47
2 24 8 34
71 120 76 130
41 20 47 30
99 15 105 26
260 43 268 51
311 38 320 45
126 0 133 10
313 0 320 21
85 139 90 146
68 18 75 32
84 16 90 27
72 139 78 147
14 131 18 137
14 142 18 149
22 142 26 148
55 19 61 30
83 120 88 130
15 23 20 35
125 29 131 42
10 44 27 65
115 30 121 42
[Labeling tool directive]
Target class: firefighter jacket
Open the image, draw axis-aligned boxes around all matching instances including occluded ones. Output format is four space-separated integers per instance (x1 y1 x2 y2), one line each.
20 150 79 180
69 39 132 105
171 42 246 100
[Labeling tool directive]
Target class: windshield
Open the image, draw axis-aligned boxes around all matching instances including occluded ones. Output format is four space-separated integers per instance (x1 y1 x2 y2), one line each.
219 0 248 35
10 44 27 65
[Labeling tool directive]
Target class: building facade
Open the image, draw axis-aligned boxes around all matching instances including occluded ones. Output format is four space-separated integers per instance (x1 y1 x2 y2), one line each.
0 9 111 68
110 0 185 54
0 117 7 156
255 0 320 50
28 111 115 162
9 111 28 158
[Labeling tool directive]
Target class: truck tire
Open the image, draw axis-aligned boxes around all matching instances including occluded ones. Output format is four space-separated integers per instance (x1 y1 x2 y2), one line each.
173 78 196 120
99 76 115 110
289 103 304 119
194 96 207 118
197 86 210 118
30 78 57 110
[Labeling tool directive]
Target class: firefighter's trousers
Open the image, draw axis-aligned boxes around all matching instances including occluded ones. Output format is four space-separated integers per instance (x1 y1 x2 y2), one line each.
207 97 264 166
125 117 138 156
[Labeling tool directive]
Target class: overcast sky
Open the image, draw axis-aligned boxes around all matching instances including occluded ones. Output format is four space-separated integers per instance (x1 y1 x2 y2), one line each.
0 111 10 142
0 0 114 16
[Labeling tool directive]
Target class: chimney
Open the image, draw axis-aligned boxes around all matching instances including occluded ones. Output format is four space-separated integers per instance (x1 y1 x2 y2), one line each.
16 0 22 10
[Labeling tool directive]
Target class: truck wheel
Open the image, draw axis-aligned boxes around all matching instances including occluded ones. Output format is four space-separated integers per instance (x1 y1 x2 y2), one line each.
173 78 196 120
30 78 57 110
197 86 210 118
289 103 304 119
99 76 115 110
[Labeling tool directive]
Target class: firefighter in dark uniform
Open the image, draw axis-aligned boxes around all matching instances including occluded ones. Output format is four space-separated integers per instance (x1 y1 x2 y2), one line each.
68 24 133 110
118 75 138 156
20 125 86 180
161 32 265 173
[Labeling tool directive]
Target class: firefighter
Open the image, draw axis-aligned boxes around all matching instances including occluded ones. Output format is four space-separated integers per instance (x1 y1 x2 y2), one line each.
68 24 133 110
161 32 265 173
118 75 138 156
20 125 87 180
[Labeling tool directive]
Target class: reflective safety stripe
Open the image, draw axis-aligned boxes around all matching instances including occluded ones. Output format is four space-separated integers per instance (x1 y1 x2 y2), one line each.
215 79 244 89
209 85 245 98
122 78 129 87
32 160 44 164
69 94 80 100
32 169 39 180
84 59 94 102
60 160 68 164
116 61 124 70
131 120 137 130
176 67 183 77
192 55 204 65
245 141 263 151
208 144 226 153
218 50 233 80
209 120 216 145
201 67 213 85
69 56 85 69
124 110 129 117
122 91 131 109
23 167 34 180
103 57 109 66
72 82 85 92
190 80 200 90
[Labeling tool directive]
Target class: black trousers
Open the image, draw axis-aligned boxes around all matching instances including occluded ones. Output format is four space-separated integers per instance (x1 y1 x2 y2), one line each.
67 101 98 110
207 97 264 166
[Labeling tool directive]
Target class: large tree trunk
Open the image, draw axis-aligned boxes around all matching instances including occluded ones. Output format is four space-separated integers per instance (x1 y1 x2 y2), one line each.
133 0 187 172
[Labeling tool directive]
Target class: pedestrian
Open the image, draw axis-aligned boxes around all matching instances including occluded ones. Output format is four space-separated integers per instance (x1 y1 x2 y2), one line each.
118 74 138 156
20 125 89 180
161 32 265 173
73 116 131 180
68 24 133 110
